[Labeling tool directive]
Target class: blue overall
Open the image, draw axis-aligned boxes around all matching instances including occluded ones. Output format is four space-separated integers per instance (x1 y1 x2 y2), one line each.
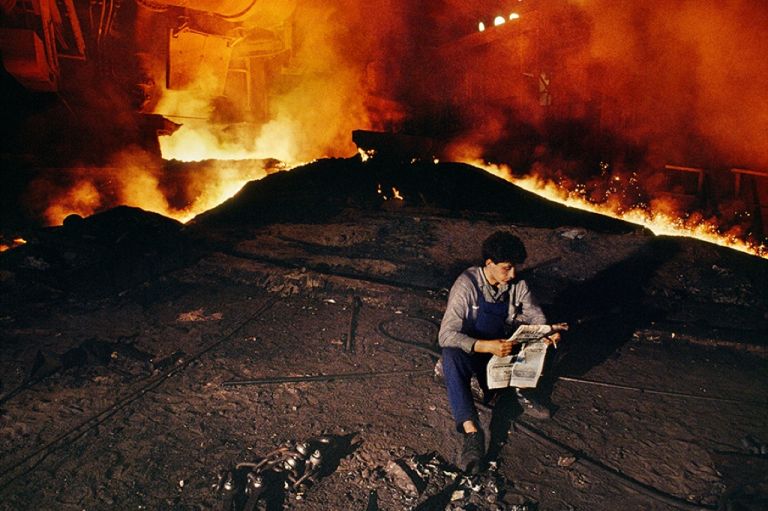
442 290 509 429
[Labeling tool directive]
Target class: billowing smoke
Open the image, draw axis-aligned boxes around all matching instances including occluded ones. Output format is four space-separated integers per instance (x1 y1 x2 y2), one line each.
155 0 409 163
21 0 768 246
403 1 768 167
393 0 768 243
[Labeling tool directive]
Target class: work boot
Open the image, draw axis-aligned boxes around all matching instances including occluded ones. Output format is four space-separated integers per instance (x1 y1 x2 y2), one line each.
458 429 485 474
515 388 551 420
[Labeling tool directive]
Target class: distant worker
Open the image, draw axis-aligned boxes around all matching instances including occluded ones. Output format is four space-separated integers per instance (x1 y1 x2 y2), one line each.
438 231 564 474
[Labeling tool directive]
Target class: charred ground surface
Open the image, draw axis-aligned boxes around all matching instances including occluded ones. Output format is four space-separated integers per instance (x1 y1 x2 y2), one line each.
0 158 766 510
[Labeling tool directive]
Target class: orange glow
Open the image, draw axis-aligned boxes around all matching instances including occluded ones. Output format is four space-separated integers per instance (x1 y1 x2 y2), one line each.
376 183 405 201
167 161 277 223
43 180 102 225
35 148 280 226
358 148 376 162
151 1 373 164
0 238 27 252
30 2 400 225
467 160 767 259
34 0 374 225
21 0 768 257
159 119 310 164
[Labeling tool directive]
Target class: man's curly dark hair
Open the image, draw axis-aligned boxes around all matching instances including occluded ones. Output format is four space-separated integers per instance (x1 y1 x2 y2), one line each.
481 231 527 264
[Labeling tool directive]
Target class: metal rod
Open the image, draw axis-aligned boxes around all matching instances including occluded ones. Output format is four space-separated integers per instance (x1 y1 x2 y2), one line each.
346 296 361 352
555 375 767 406
222 368 433 387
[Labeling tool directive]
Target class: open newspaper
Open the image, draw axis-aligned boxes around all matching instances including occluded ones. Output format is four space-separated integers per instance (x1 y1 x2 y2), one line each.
486 324 552 389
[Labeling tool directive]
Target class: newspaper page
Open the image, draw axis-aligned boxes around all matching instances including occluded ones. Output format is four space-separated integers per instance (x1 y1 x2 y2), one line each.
486 325 551 389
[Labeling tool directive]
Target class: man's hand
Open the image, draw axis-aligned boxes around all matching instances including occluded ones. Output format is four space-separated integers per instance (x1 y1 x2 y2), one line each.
474 339 517 357
542 332 562 347
544 323 568 348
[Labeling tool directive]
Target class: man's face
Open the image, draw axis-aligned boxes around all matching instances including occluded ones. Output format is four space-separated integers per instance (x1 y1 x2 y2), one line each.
485 260 516 285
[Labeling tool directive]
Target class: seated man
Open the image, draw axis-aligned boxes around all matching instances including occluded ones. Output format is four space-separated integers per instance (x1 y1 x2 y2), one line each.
438 231 562 474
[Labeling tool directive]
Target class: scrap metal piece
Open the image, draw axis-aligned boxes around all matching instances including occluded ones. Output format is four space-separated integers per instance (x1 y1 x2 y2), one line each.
215 469 237 511
226 433 340 503
307 449 322 469
283 456 299 476
242 473 265 511
294 442 309 458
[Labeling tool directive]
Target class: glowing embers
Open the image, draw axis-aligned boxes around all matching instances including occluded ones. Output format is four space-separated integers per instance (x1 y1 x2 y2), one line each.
478 12 521 31
358 148 376 162
469 161 767 259
376 184 404 201
0 238 27 252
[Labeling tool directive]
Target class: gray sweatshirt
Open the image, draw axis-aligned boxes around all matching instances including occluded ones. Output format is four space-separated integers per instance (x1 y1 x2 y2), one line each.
438 266 547 353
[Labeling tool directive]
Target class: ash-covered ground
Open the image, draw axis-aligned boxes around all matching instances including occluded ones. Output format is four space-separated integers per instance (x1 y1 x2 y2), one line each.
0 157 766 510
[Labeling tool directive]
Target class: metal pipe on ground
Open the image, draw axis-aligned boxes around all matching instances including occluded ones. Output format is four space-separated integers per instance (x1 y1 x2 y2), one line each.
222 368 434 387
555 375 767 406
346 296 362 353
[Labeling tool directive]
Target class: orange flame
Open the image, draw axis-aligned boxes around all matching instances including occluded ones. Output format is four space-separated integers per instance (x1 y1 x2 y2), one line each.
0 238 27 253
159 120 305 164
468 160 767 259
35 148 279 226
